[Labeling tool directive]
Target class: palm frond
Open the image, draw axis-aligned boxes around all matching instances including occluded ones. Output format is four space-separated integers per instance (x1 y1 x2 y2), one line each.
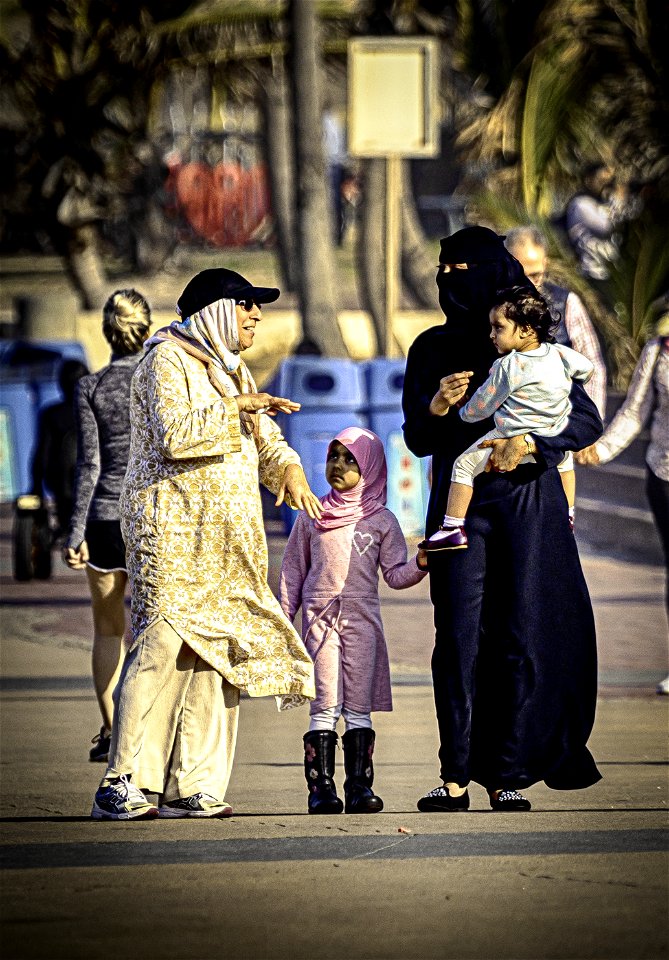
520 42 588 216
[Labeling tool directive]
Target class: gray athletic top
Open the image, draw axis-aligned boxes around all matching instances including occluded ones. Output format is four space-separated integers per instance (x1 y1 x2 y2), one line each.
67 354 143 549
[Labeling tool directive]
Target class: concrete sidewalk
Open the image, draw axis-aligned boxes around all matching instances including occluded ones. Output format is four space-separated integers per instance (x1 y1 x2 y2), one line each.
0 522 667 960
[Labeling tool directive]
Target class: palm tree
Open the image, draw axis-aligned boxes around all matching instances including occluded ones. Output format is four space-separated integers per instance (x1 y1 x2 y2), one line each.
158 0 351 354
0 0 197 308
287 0 347 355
453 0 669 380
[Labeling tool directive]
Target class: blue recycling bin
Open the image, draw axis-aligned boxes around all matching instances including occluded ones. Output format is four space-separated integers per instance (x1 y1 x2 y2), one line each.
0 339 87 501
363 359 429 537
0 381 36 501
272 357 367 532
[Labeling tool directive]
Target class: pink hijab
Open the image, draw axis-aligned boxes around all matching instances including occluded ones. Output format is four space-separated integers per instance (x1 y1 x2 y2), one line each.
315 427 387 531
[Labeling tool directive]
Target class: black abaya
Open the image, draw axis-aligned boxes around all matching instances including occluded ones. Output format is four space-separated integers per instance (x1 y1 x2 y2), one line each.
428 466 601 789
402 230 603 791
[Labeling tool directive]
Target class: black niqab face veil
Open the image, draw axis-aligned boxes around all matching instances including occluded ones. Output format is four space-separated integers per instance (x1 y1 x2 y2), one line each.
436 226 528 333
437 262 512 322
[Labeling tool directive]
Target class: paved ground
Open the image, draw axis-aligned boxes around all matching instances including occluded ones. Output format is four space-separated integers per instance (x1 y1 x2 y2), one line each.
0 513 667 960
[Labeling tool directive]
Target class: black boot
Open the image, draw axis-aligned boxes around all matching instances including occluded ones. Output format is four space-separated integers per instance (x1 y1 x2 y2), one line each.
342 728 384 813
303 731 344 814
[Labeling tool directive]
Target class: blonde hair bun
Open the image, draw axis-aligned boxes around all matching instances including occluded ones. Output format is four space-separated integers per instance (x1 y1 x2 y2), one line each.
102 289 151 355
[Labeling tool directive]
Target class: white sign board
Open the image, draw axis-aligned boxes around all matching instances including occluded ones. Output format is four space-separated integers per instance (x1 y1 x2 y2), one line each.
348 37 439 157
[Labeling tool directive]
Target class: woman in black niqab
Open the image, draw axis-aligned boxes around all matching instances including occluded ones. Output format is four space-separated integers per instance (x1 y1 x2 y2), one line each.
402 225 603 811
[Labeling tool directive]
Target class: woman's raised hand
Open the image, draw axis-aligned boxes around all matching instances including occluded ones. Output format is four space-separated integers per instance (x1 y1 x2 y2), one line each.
574 443 601 466
276 464 323 520
235 393 301 416
429 372 473 416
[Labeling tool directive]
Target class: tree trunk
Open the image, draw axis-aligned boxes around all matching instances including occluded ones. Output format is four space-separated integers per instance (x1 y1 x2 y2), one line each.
355 158 386 353
262 59 298 293
400 161 436 308
64 224 107 310
288 0 348 356
356 160 435 352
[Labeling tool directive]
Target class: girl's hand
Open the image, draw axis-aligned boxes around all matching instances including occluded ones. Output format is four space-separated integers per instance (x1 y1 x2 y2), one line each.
236 393 301 416
62 541 89 569
416 548 429 571
429 372 473 416
276 464 323 520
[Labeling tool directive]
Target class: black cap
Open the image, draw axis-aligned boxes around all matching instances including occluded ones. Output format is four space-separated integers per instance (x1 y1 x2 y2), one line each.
177 268 280 317
439 226 507 264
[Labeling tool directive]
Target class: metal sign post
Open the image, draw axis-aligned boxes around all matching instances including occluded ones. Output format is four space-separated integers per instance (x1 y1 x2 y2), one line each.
348 38 439 357
384 154 401 357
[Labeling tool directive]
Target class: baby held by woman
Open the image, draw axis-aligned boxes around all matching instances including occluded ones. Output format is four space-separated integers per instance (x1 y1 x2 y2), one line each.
420 285 594 551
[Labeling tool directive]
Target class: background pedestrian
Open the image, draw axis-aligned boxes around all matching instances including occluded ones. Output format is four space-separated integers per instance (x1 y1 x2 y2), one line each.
504 225 607 420
63 289 151 763
579 312 669 695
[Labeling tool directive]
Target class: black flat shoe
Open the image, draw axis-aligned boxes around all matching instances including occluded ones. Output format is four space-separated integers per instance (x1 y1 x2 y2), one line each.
488 789 531 811
89 727 111 763
417 785 470 812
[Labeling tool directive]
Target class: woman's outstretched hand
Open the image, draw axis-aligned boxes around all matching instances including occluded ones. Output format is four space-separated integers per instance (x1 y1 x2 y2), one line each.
429 372 473 416
574 444 601 466
236 393 301 416
479 434 528 473
62 541 89 569
276 464 323 520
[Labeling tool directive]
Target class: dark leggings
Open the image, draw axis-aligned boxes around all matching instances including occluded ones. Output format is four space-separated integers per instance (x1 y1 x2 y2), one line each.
646 467 669 614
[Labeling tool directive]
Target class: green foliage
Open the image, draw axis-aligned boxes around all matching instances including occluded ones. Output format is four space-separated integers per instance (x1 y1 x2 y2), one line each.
0 0 196 254
453 0 669 384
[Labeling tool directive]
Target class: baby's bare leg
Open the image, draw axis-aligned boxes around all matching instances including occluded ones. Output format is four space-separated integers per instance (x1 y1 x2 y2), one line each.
447 482 474 520
560 469 576 508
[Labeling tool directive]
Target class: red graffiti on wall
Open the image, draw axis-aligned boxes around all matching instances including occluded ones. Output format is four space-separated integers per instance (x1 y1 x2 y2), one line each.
169 162 271 247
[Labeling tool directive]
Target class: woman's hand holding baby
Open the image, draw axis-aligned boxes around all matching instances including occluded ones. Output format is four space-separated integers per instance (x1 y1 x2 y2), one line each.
429 372 473 416
236 393 301 416
479 434 529 472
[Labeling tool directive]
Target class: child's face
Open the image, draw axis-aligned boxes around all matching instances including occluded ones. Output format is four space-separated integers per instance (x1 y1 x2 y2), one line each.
489 306 531 354
326 441 361 492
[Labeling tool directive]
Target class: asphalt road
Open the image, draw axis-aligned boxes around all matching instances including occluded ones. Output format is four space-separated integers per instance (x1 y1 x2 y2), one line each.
0 514 667 960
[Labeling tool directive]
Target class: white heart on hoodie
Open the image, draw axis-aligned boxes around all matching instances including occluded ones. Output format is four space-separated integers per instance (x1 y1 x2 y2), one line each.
353 531 374 556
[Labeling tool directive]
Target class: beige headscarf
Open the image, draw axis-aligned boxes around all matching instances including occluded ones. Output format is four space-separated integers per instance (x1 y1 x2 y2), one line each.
144 298 258 434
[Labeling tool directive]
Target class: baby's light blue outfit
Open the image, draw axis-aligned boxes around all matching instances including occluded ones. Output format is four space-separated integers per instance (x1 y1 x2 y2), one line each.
453 343 594 485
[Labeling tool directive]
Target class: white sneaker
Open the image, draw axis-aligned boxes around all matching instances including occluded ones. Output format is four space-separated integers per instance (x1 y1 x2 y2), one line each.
91 774 159 820
657 675 669 695
158 793 233 818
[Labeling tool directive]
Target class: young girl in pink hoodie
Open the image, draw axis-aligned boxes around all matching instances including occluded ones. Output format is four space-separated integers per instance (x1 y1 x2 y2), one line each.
279 426 428 814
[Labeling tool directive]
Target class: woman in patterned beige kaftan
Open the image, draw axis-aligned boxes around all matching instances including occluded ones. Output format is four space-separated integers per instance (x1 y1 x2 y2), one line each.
91 268 322 821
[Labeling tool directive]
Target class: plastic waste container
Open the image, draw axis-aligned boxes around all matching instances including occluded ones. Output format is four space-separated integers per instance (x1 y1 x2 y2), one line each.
0 380 36 502
363 359 428 537
271 357 367 532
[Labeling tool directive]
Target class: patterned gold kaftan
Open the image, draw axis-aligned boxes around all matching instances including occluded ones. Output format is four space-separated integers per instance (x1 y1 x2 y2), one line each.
120 341 315 700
